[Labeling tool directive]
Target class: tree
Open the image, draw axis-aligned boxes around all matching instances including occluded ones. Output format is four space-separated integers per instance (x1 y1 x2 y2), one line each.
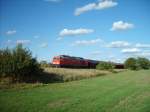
137 57 150 69
0 48 13 77
0 44 42 82
124 57 139 70
96 61 114 70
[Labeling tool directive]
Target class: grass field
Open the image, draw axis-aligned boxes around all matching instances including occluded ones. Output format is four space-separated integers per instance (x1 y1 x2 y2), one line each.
0 70 150 112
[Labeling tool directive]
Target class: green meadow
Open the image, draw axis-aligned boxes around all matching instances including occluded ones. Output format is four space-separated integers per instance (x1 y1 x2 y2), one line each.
0 70 150 112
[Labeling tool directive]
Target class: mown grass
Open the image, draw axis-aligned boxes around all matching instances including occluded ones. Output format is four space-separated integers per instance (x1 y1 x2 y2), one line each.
0 70 150 112
43 67 115 82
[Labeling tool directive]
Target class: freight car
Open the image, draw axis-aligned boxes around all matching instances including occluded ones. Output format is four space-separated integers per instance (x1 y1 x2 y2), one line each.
114 63 124 69
86 59 99 68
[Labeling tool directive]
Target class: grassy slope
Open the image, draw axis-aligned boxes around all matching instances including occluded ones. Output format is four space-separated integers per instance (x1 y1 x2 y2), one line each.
0 70 150 112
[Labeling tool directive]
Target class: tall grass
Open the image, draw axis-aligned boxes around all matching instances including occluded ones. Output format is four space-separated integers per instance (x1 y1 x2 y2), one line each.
44 67 111 82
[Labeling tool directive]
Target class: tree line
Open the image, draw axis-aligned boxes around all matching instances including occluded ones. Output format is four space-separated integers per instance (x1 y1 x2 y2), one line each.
96 57 150 70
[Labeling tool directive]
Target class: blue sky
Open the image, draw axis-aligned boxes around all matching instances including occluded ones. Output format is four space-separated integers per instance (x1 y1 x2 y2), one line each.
0 0 150 62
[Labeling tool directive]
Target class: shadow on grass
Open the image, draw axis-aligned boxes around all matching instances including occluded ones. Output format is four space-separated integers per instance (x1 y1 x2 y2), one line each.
0 72 64 89
37 71 64 83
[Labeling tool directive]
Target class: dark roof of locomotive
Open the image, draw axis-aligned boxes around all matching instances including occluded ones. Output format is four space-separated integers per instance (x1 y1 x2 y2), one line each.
59 55 84 60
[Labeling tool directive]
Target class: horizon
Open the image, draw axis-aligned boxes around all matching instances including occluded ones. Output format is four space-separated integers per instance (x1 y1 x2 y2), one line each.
0 0 150 63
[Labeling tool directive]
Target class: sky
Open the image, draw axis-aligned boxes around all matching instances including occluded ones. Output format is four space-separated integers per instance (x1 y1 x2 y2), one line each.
0 0 150 63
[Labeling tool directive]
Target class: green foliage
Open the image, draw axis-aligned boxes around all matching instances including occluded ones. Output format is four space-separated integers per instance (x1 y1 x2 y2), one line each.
96 61 115 70
0 44 42 82
137 57 150 69
40 61 52 68
124 58 139 70
124 57 150 70
0 48 13 77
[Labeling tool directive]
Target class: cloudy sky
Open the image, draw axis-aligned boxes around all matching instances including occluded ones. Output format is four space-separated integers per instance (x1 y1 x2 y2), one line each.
0 0 150 62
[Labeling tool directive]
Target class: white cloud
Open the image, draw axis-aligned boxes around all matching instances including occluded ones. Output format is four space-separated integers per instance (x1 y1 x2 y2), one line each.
111 21 134 31
128 51 150 58
16 40 31 44
107 41 150 49
75 0 118 16
44 0 61 2
107 41 130 48
121 48 141 54
111 58 123 63
6 30 16 35
72 38 102 46
96 0 118 9
107 55 124 63
135 43 150 48
138 52 150 57
40 43 48 48
59 28 94 37
75 3 96 16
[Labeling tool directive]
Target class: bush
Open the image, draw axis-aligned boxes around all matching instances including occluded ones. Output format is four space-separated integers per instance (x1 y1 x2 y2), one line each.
124 58 139 70
0 44 42 82
124 57 150 70
40 61 52 68
96 61 114 70
137 57 150 69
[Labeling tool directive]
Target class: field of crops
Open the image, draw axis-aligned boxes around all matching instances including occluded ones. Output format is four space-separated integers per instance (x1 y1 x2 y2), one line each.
0 69 150 112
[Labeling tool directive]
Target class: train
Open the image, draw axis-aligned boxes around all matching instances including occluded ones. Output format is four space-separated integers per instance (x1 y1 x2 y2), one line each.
52 55 124 69
52 55 98 68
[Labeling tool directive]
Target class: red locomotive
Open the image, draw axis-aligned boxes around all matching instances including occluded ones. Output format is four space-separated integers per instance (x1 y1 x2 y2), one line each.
52 55 99 68
52 55 124 69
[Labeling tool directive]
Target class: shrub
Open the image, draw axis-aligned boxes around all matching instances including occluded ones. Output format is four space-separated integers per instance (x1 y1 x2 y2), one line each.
137 57 150 69
40 61 52 68
124 57 139 70
124 57 150 70
96 61 114 70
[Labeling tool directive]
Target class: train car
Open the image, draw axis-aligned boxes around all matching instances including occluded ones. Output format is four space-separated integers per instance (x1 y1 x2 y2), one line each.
86 59 99 68
52 55 88 68
114 63 124 69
